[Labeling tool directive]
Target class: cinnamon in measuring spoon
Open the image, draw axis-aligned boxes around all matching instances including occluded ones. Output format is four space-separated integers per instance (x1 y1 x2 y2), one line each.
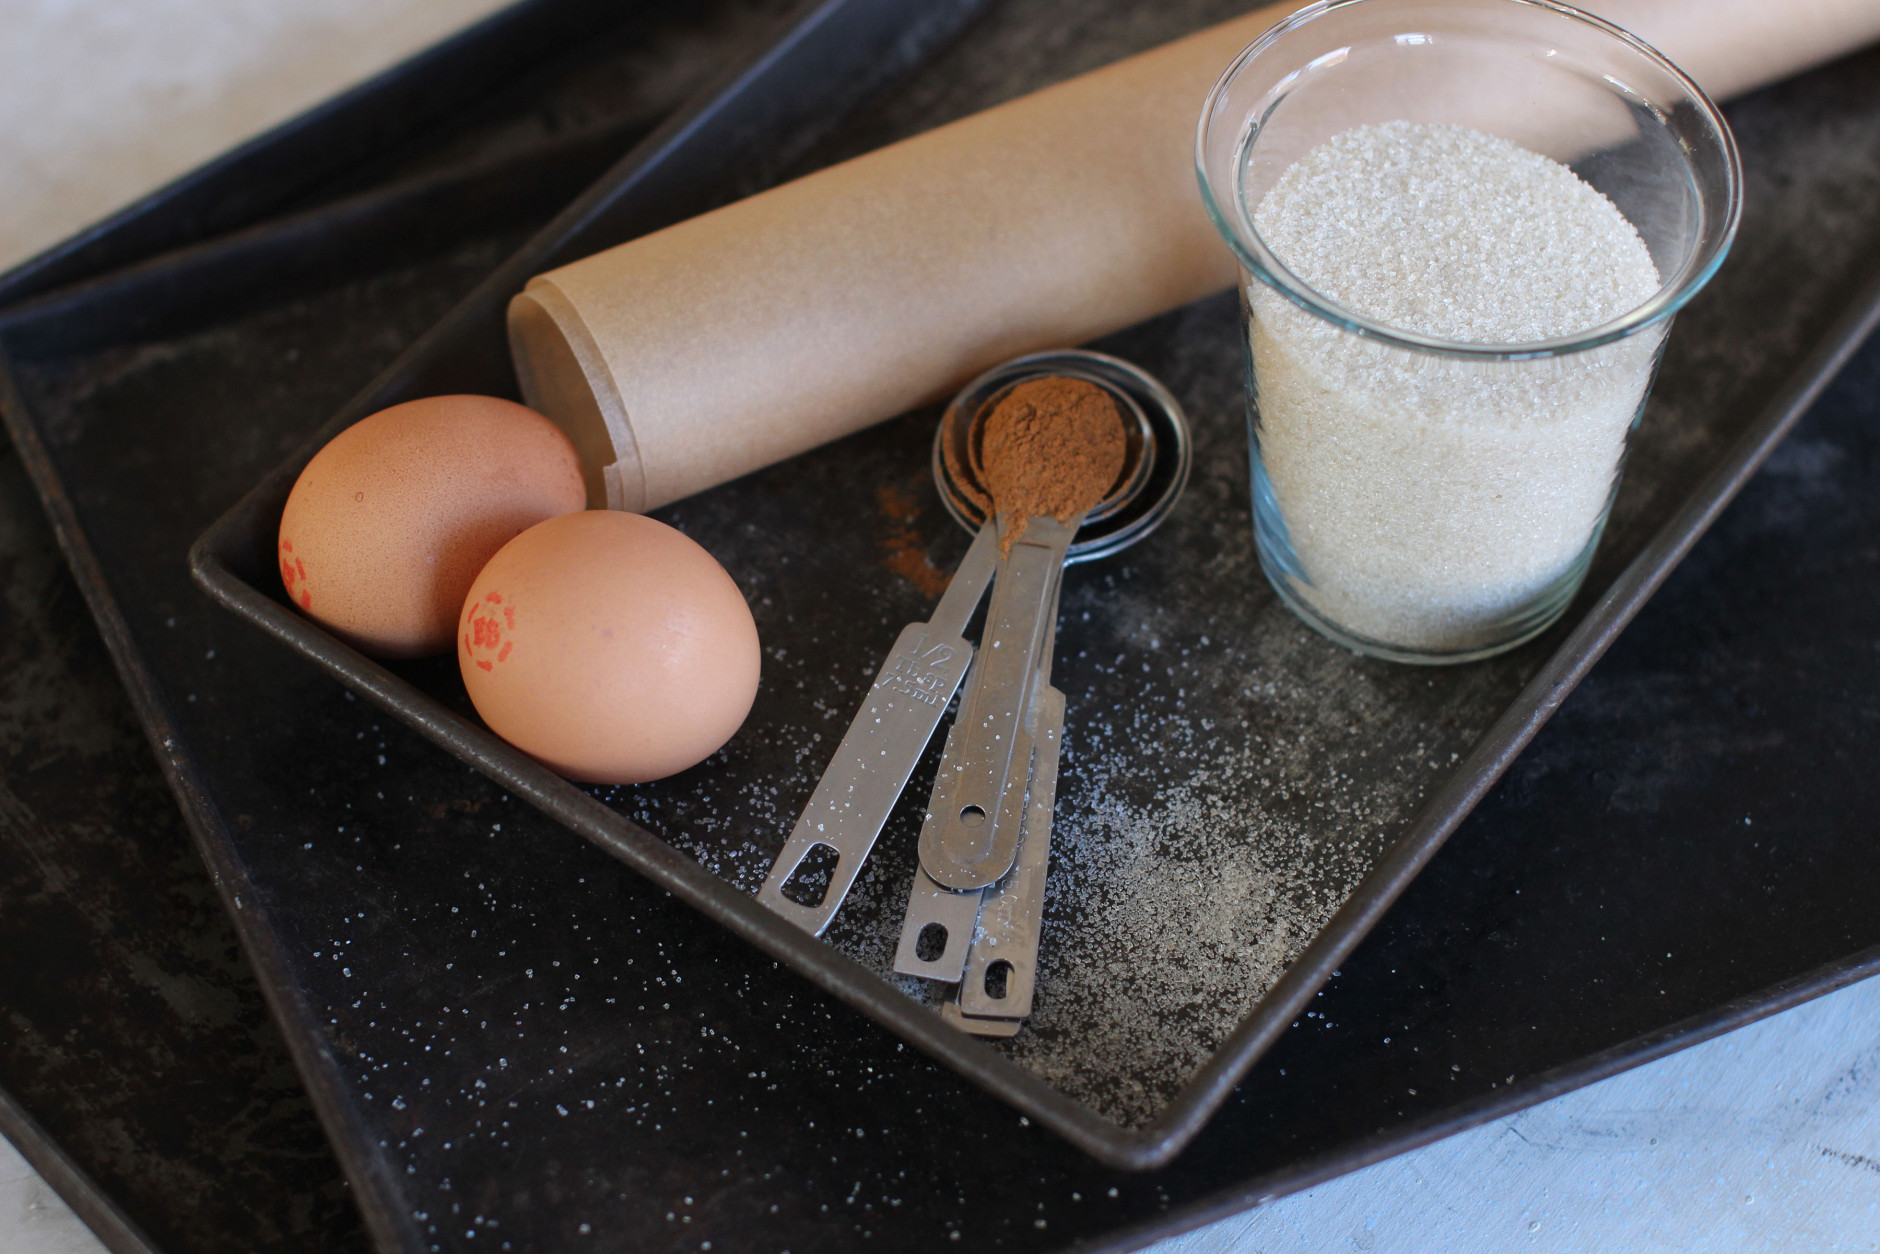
969 377 1127 554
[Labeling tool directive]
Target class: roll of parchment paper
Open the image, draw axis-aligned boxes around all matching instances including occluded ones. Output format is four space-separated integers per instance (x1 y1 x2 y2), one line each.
510 0 1880 512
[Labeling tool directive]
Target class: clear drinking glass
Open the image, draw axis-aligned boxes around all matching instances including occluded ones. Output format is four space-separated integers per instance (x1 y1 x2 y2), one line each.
1196 0 1740 663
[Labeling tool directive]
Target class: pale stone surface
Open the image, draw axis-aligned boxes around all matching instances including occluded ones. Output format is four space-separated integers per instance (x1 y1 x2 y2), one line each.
1157 974 1880 1253
0 0 513 275
0 1136 106 1254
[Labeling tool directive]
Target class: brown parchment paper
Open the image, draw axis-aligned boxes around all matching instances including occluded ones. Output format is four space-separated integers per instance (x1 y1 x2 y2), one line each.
510 0 1880 513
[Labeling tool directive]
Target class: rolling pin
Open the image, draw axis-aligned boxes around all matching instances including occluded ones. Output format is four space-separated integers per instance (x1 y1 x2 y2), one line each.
509 0 1880 512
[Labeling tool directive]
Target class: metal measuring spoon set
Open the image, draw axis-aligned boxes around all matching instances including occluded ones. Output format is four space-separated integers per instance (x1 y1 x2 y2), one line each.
758 350 1190 1035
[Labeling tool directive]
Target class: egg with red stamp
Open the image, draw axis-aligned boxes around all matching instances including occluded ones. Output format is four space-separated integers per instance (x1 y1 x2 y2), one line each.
458 510 760 785
277 394 586 658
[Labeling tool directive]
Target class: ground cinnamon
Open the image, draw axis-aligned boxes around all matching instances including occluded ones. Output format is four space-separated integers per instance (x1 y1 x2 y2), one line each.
875 480 950 599
971 377 1126 553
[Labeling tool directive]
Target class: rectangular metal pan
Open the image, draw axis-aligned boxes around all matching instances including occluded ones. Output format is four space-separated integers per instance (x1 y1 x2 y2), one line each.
2 4 1879 1250
181 0 1880 1168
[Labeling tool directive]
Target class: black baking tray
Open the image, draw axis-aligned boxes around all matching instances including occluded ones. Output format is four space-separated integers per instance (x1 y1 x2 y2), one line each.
183 0 1880 1171
2 0 1880 1249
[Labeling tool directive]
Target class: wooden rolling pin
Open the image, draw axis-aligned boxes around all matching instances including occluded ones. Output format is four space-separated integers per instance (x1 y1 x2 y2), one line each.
510 0 1880 512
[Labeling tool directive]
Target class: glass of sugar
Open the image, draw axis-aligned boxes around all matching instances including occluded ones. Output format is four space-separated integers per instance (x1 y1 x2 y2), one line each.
1196 0 1740 663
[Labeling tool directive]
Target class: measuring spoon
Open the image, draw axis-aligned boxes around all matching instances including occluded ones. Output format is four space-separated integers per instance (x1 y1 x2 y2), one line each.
756 524 996 935
917 357 1175 892
917 509 1073 891
758 350 1190 936
894 561 1061 984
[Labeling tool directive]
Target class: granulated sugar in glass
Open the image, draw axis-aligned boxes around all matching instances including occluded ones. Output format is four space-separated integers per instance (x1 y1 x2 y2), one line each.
1248 120 1664 654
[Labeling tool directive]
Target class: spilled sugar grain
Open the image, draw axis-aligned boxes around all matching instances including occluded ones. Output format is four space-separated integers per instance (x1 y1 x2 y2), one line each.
606 566 1512 1129
601 609 955 1003
984 614 1493 1127
599 448 1518 1130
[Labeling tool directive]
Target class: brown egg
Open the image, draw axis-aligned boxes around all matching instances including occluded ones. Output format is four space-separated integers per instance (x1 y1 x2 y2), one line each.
278 395 585 657
458 511 760 784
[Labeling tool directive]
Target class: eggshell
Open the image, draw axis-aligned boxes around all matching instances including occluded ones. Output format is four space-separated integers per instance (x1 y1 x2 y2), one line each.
278 395 585 657
458 511 760 784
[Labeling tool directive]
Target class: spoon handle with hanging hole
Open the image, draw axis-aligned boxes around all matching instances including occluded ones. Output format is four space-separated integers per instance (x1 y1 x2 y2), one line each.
918 513 1077 891
891 720 1022 982
954 682 1064 1024
895 568 1061 983
757 523 999 935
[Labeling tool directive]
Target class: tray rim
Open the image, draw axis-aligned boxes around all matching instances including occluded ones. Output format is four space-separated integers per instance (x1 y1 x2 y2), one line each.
0 1082 164 1254
0 0 1873 1233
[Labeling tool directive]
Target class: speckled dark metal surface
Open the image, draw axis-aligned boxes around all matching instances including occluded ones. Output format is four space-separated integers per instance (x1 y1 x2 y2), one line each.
0 3 1878 1252
192 0 1880 1166
0 435 362 1254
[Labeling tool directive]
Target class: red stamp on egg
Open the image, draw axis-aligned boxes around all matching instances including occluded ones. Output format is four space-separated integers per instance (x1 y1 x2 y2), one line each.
463 590 515 672
278 539 312 610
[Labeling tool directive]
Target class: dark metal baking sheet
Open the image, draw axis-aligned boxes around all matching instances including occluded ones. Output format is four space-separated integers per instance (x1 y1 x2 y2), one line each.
184 0 1880 1168
1 2 1878 1250
7 265 1880 1251
0 381 378 1254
